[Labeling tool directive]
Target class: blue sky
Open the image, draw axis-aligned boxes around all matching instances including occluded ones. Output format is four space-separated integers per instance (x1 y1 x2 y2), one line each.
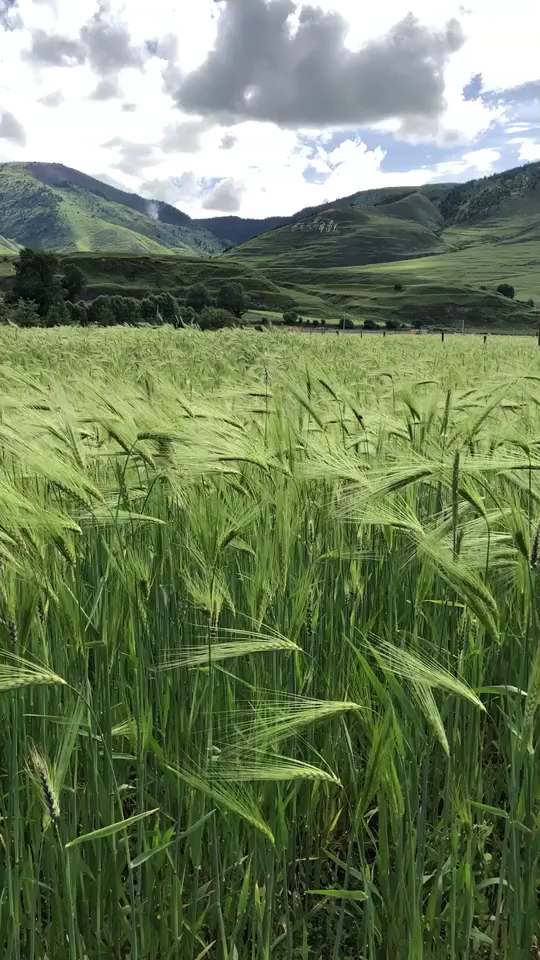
0 0 539 218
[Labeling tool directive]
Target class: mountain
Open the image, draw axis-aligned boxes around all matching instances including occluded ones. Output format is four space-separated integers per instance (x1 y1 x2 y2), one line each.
224 193 448 269
194 184 453 247
225 162 540 270
0 162 224 256
195 215 290 247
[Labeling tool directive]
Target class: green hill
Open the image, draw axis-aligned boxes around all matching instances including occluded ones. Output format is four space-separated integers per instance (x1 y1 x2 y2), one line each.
0 235 19 254
227 163 540 270
195 184 453 247
227 194 448 269
0 162 224 256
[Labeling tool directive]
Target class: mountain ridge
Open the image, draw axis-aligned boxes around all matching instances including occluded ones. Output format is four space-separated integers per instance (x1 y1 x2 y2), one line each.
0 162 225 256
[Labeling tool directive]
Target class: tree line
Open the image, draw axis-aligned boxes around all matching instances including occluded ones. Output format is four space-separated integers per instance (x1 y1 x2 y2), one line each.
0 248 251 329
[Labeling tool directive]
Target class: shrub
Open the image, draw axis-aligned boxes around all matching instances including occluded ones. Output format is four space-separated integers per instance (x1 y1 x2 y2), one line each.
141 297 161 324
496 283 515 299
87 295 115 327
342 318 354 329
527 299 535 307
10 298 42 327
385 319 400 330
393 282 404 292
479 285 488 290
282 310 298 325
363 319 377 330
198 306 236 330
45 299 70 327
71 301 89 326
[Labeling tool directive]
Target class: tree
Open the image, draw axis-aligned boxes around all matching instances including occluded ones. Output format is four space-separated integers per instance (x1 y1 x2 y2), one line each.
70 301 89 326
385 319 400 330
185 283 211 313
45 298 70 327
282 310 298 325
197 306 236 330
496 283 515 299
393 282 404 292
62 263 86 302
216 282 249 318
88 295 115 326
363 319 377 330
11 298 42 327
12 247 63 316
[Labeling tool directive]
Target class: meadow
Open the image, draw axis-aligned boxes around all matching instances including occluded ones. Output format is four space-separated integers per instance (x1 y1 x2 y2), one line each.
1 327 540 959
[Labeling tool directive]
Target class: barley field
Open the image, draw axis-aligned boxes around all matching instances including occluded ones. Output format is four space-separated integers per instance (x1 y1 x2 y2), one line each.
1 327 540 960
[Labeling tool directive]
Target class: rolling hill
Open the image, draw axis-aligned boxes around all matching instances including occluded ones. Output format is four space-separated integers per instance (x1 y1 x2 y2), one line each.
225 193 448 269
0 162 224 256
0 160 538 331
226 163 540 270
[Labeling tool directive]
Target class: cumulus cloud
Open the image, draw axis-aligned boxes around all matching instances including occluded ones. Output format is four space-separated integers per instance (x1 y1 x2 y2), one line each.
0 0 21 30
22 29 85 67
202 176 245 212
103 137 159 176
0 109 26 145
139 172 201 205
509 137 540 162
161 119 209 153
22 4 145 79
38 90 65 107
149 33 183 94
174 0 465 135
220 132 237 149
80 5 145 76
429 147 501 178
89 76 123 100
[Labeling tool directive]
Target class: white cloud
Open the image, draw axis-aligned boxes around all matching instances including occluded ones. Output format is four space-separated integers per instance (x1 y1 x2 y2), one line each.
0 0 537 217
509 138 540 163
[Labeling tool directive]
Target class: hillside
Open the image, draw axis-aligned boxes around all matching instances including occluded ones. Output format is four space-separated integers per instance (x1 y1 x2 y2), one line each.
0 234 19 254
195 214 289 247
194 184 454 246
226 193 449 269
0 162 224 256
227 163 540 269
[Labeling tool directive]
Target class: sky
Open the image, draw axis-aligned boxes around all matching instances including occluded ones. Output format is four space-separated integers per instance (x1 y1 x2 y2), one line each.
0 0 539 220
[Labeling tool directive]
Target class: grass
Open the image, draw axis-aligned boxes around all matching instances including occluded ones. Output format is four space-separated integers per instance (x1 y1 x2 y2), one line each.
224 198 447 269
1 326 540 958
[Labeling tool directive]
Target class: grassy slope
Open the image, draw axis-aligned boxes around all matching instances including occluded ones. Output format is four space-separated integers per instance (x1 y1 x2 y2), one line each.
226 196 447 269
0 235 19 254
194 183 454 245
224 165 540 326
0 163 223 256
59 252 298 311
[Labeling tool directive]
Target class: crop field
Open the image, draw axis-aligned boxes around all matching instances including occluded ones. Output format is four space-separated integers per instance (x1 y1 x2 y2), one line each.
2 328 540 959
